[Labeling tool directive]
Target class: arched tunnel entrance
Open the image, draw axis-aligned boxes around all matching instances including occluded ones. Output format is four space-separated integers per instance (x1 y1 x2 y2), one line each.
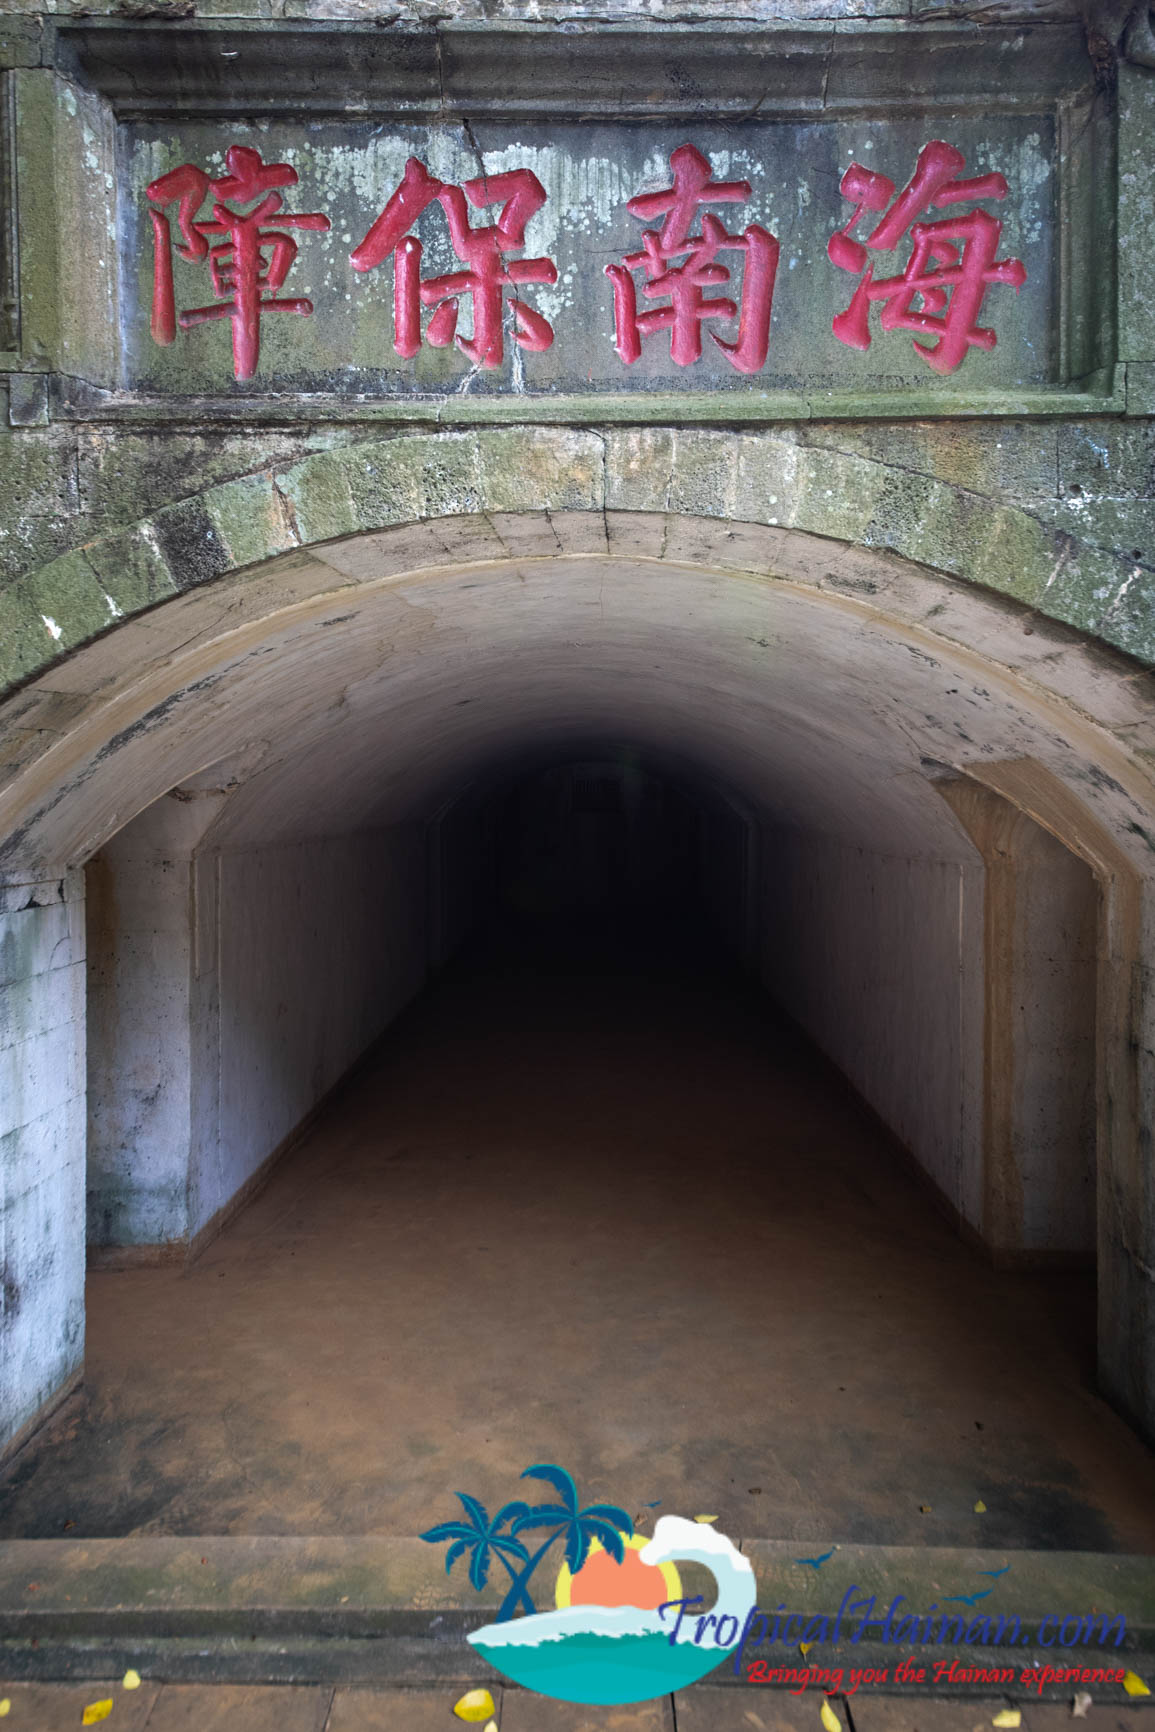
1 516 1154 1549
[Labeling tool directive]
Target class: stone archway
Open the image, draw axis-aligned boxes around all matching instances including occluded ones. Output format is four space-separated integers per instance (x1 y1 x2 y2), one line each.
1 483 1154 1474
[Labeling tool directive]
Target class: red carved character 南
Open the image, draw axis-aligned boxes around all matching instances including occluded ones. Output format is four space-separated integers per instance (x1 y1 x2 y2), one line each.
828 139 1027 375
351 158 558 368
606 143 779 373
146 145 331 382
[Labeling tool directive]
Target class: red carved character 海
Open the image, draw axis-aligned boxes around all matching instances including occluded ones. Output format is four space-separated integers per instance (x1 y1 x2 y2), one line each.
146 145 331 382
351 159 558 368
828 139 1027 375
606 143 779 373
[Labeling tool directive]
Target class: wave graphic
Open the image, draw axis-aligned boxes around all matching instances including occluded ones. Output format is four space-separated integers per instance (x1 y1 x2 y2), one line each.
467 1515 757 1705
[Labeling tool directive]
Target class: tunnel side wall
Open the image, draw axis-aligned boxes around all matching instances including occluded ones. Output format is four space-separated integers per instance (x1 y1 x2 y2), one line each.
86 844 195 1248
760 828 985 1227
194 827 428 1240
1007 827 1098 1256
85 823 427 1258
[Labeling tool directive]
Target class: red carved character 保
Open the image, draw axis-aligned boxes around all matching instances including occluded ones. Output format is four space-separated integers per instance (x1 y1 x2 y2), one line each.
146 145 331 381
827 138 1027 375
606 143 779 374
351 158 558 368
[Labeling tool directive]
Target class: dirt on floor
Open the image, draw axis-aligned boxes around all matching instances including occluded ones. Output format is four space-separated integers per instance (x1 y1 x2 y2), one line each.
3 923 1154 1548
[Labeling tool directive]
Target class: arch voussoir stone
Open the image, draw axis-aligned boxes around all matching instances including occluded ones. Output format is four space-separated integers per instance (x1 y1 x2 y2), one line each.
0 425 1149 707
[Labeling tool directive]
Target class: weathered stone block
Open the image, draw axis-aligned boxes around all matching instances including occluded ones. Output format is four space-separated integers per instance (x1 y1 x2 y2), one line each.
148 495 235 592
730 433 804 528
83 521 180 617
604 428 676 514
1046 538 1150 647
975 506 1071 607
475 427 603 516
408 432 485 520
0 549 121 690
7 375 49 427
276 450 360 546
203 473 299 571
665 429 739 521
790 445 887 545
1058 420 1155 501
76 432 346 538
1050 496 1155 567
0 429 81 582
324 439 426 535
801 420 1060 508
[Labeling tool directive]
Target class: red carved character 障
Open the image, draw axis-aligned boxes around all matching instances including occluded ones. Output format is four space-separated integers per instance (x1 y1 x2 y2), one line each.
146 144 331 381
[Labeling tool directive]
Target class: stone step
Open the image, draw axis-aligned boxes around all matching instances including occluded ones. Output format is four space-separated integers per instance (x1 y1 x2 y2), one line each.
0 1538 1150 1698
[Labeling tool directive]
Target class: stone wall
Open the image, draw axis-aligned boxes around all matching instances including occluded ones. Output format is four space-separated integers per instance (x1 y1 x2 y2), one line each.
0 872 85 1451
0 6 1152 686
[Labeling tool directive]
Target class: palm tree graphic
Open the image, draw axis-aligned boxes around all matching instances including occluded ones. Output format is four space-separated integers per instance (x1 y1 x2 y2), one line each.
419 1491 533 1603
422 1463 634 1622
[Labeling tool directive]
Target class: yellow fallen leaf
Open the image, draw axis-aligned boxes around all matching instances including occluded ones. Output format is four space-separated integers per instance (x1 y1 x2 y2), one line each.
800 1641 813 1655
484 1724 498 1732
992 1712 1020 1728
1123 1671 1151 1698
974 1500 987 1513
0 1701 9 1718
694 1515 719 1524
919 1505 932 1514
821 1700 842 1732
82 1704 114 1726
122 1670 141 1691
454 1690 496 1723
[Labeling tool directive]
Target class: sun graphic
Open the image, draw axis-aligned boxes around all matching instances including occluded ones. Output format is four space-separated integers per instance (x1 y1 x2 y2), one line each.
555 1532 682 1612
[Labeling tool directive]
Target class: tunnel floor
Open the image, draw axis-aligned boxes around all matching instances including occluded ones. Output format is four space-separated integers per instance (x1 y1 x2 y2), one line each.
4 923 1155 1550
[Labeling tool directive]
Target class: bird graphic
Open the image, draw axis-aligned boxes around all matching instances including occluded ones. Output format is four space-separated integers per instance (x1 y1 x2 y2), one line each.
977 1564 1011 1578
794 1549 836 1569
943 1589 994 1606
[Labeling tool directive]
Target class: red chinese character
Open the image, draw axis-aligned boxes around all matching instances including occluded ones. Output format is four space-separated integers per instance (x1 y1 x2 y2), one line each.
351 158 557 368
828 139 1027 375
146 145 331 381
606 144 779 373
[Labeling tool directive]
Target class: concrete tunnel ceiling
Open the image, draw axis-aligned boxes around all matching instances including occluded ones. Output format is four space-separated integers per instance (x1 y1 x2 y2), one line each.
5 525 1155 878
191 558 981 861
